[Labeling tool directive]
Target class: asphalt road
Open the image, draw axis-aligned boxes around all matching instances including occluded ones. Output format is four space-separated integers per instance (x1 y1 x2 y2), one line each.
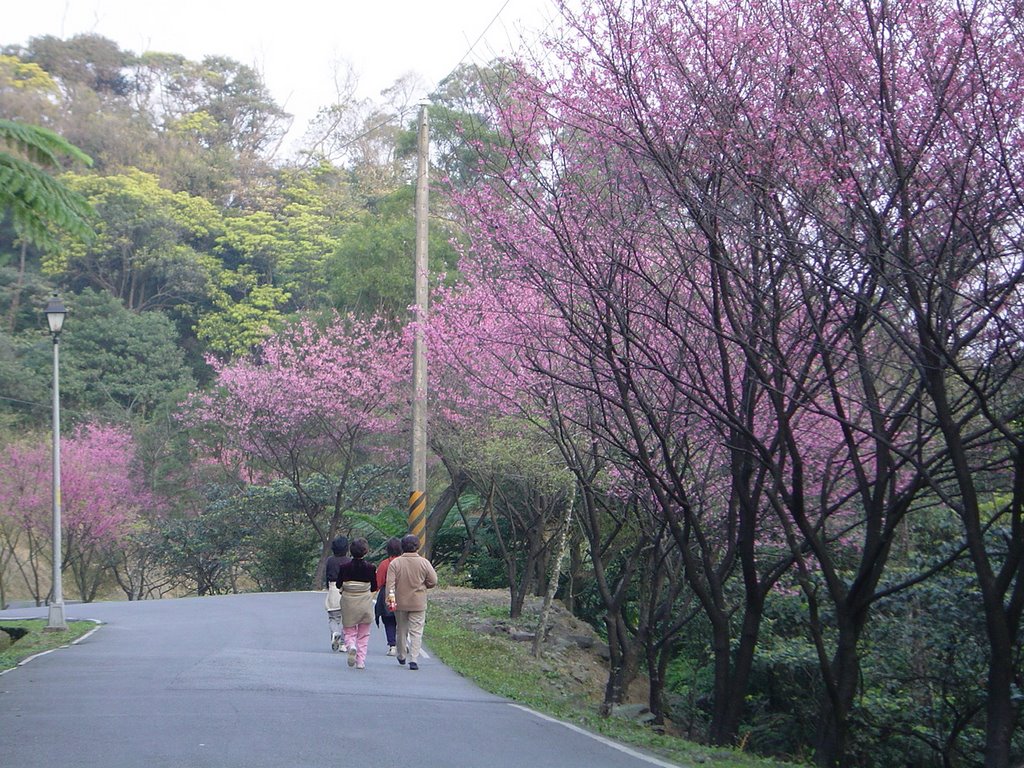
0 592 679 768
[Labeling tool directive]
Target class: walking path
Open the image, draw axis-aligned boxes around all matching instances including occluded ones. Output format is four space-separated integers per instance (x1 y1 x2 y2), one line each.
0 592 680 768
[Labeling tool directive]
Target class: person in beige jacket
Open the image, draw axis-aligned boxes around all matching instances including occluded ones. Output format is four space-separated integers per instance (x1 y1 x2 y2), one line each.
385 534 438 670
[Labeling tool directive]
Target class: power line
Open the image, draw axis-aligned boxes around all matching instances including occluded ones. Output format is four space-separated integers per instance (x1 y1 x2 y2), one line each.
435 0 514 90
312 0 527 161
349 0 517 150
0 393 86 418
0 394 48 410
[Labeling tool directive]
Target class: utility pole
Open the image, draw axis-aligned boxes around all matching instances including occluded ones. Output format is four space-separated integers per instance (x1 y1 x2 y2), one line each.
409 101 429 547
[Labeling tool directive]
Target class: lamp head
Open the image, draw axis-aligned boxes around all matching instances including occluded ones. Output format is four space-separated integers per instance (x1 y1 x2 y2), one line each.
45 294 66 336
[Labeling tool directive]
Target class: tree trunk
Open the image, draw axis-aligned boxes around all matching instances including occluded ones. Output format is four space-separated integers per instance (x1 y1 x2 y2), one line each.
509 581 527 619
719 592 767 745
816 620 863 768
533 487 574 658
600 611 638 713
982 630 1016 768
563 535 583 614
5 241 27 333
646 641 671 725
706 610 735 745
921 362 1023 768
311 538 332 591
421 468 470 561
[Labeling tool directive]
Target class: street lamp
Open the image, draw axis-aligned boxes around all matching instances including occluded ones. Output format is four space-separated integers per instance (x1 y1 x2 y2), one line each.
44 294 67 631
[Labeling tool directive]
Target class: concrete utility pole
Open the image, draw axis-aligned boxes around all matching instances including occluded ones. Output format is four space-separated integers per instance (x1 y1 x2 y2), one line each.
408 101 429 547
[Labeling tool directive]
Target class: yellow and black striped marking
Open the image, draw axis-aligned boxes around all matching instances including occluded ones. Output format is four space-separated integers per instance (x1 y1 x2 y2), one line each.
407 490 426 547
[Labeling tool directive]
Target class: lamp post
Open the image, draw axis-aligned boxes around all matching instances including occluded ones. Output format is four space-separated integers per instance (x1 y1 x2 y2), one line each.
45 294 67 631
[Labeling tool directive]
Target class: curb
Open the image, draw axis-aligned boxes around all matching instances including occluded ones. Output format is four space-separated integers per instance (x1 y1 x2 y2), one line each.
0 618 102 676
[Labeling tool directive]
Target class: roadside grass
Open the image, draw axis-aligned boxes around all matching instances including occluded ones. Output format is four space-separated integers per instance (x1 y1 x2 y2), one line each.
0 619 95 672
426 601 804 768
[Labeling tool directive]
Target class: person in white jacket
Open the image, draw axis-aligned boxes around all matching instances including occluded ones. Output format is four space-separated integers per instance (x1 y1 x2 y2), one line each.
323 536 351 652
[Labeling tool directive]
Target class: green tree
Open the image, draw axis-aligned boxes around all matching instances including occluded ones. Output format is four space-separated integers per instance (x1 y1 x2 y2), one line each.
193 269 290 358
268 163 359 310
420 61 515 191
8 35 158 174
326 185 461 322
0 115 94 387
152 484 248 596
34 289 196 421
129 51 289 201
0 328 48 428
0 53 61 126
16 34 130 98
47 170 221 313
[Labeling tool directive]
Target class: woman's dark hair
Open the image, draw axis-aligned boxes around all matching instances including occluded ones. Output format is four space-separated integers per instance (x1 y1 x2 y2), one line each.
401 534 420 553
385 537 403 558
350 537 369 559
331 536 349 556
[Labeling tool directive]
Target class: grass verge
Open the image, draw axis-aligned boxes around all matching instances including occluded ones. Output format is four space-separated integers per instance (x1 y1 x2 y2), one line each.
426 600 804 768
0 619 96 672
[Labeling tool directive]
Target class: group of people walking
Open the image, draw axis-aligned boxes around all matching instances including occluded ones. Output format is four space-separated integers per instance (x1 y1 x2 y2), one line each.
324 533 437 670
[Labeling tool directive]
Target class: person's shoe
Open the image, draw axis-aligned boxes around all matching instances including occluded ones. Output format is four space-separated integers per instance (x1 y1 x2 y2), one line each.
347 647 357 667
397 656 406 665
331 634 341 652
409 661 419 670
356 662 365 669
386 646 396 656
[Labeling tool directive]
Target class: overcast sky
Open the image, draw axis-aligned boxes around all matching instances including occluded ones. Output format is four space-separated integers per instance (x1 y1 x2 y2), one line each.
3 0 557 149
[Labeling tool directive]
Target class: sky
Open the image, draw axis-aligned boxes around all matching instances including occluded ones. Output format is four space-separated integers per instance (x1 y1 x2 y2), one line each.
3 0 558 152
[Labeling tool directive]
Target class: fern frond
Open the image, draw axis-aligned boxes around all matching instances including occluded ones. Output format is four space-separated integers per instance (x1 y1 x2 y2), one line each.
0 120 94 249
0 118 93 169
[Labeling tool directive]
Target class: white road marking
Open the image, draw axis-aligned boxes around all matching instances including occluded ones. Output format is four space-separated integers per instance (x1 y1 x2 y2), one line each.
508 704 683 768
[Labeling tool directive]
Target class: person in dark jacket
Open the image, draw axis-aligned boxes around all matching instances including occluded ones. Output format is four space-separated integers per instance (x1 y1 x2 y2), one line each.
324 536 350 652
336 537 377 669
374 537 403 656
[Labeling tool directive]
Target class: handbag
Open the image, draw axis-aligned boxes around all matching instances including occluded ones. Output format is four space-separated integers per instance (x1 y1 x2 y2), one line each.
325 582 342 612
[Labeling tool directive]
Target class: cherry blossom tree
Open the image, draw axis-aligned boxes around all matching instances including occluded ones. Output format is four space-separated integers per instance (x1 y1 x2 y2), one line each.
444 1 1024 764
688 3 1024 764
60 423 155 601
0 438 51 606
427 241 748 723
180 312 409 587
0 423 155 603
426 278 577 618
448 71 803 744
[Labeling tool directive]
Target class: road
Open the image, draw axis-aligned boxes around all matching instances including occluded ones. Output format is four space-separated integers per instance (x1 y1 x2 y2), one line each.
0 592 680 768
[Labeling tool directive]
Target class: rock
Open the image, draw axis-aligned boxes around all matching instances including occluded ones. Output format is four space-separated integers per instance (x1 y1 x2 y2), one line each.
469 620 499 635
610 703 656 724
568 633 595 649
509 630 536 642
547 636 574 651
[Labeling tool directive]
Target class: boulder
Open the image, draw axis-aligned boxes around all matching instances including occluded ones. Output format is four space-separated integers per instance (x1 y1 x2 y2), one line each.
610 703 657 724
